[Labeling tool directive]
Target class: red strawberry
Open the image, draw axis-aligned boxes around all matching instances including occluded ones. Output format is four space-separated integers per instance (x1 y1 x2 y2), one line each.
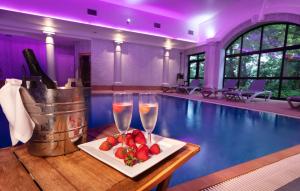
115 147 127 159
138 144 149 153
126 150 136 158
132 129 142 137
136 150 149 161
124 155 138 166
136 132 145 139
126 138 136 147
126 133 133 139
135 135 146 145
99 141 112 151
117 134 125 143
150 144 160 155
128 145 138 153
106 136 118 146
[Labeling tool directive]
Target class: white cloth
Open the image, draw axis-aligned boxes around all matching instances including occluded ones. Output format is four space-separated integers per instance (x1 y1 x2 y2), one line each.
0 79 35 145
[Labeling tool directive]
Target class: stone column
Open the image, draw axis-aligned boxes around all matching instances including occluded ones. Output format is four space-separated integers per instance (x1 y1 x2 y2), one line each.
114 42 122 85
45 34 56 81
162 48 170 86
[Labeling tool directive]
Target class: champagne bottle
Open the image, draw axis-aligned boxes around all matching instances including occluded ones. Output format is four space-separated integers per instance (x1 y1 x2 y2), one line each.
22 48 57 89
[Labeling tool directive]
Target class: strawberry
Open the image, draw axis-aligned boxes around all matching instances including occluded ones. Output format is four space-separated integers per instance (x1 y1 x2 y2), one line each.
136 132 145 139
126 133 133 139
106 136 118 146
136 150 149 161
115 147 127 159
117 134 126 143
150 144 160 155
126 150 136 158
128 145 138 153
126 138 136 147
99 141 112 151
138 144 149 153
135 135 146 145
132 129 142 137
124 155 138 166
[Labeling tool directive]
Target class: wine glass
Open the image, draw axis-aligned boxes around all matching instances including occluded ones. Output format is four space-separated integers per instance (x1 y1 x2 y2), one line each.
112 92 133 146
138 93 158 145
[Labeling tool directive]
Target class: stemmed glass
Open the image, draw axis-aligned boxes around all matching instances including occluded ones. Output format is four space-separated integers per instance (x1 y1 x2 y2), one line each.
112 92 133 146
138 93 159 145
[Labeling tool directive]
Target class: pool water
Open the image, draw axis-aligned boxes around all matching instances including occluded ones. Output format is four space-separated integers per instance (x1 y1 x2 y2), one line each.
1 94 300 187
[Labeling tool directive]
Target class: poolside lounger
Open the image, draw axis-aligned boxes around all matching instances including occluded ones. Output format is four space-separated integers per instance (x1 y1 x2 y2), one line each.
287 96 300 109
176 79 202 95
225 80 272 102
200 79 238 98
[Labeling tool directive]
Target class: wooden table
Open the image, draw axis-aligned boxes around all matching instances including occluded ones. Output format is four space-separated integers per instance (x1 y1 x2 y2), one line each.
0 125 200 191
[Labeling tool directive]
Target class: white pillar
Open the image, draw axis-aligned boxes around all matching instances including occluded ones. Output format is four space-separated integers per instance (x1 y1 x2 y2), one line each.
45 34 56 81
162 49 170 86
114 42 122 85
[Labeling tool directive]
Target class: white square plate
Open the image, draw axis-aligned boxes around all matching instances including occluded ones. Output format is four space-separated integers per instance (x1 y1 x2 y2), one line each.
78 131 186 178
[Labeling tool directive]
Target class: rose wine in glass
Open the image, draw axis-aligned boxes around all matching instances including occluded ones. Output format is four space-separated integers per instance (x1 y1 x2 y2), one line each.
112 92 133 146
139 93 158 145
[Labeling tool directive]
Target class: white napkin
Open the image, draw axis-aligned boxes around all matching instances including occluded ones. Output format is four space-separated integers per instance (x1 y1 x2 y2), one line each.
0 79 35 145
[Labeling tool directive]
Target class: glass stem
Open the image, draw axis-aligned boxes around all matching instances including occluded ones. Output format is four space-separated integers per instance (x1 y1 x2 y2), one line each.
148 132 151 145
121 133 125 147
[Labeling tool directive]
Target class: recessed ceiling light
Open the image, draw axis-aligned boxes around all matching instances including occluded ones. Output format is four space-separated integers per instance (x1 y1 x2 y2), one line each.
126 18 131 24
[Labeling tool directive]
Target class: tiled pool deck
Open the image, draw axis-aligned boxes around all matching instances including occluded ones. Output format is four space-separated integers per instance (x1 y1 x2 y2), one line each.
93 90 300 190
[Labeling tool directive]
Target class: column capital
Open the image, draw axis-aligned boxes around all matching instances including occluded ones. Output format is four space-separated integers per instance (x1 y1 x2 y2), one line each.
45 35 54 45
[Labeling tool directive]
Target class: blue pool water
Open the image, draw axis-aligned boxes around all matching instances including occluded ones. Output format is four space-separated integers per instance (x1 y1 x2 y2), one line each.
1 94 300 187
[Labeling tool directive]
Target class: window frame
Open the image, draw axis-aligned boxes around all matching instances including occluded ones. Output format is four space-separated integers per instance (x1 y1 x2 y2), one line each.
187 52 205 85
223 22 300 99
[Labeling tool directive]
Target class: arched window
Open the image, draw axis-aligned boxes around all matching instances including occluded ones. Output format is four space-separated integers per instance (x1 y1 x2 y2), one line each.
224 23 300 99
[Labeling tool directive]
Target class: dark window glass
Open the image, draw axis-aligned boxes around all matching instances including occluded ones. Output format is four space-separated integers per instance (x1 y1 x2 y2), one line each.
189 62 197 79
198 61 205 78
188 53 205 83
287 25 300 46
225 57 239 77
262 24 286 50
259 51 282 77
281 80 300 98
226 37 241 55
283 49 300 77
242 28 261 52
240 54 259 77
189 55 198 61
266 80 280 97
224 23 300 99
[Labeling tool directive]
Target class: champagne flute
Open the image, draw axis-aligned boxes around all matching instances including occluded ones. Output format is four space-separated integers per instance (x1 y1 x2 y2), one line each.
138 93 158 145
112 92 133 146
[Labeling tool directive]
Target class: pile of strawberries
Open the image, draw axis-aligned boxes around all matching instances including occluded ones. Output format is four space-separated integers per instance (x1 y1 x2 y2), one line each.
99 129 161 166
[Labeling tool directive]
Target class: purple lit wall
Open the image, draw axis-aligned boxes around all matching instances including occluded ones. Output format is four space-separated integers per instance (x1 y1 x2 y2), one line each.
0 34 75 86
91 39 180 86
55 45 75 86
0 34 47 80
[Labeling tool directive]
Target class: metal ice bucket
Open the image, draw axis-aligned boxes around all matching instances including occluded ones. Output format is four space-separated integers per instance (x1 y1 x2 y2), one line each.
19 77 89 156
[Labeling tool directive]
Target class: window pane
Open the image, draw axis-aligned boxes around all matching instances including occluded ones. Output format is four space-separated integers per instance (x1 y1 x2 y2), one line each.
265 80 279 98
283 49 300 77
189 62 197 78
198 54 205 60
280 80 300 98
198 62 204 77
259 51 282 77
189 55 197 61
240 54 259 77
242 28 261 52
225 57 239 77
287 25 300 46
239 79 253 90
226 37 241 55
262 24 286 49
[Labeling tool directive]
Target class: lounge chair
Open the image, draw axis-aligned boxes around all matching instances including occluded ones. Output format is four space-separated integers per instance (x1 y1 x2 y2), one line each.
224 80 272 102
200 79 238 98
287 96 300 109
176 79 202 95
